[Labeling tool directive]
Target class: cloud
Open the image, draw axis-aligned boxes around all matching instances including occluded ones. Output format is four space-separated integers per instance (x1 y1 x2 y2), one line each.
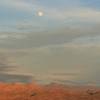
0 34 27 40
0 0 35 13
0 73 33 83
30 42 100 85
0 52 33 83
1 0 100 85
42 7 100 22
0 0 100 35
71 35 100 44
0 25 100 49
1 0 100 22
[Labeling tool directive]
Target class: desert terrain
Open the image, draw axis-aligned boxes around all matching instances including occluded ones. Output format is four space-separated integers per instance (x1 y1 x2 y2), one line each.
0 82 100 100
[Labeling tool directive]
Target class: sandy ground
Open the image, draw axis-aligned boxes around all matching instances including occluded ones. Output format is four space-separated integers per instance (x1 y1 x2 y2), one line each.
0 82 100 100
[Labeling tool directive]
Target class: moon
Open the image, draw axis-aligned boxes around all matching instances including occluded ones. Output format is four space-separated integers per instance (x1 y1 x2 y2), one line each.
37 11 44 17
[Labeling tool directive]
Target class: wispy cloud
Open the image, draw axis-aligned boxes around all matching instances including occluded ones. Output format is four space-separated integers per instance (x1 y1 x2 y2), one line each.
0 0 100 35
1 0 33 12
1 0 100 21
36 5 100 22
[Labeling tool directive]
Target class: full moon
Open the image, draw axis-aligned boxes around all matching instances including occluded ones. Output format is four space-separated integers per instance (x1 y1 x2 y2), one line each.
37 11 44 16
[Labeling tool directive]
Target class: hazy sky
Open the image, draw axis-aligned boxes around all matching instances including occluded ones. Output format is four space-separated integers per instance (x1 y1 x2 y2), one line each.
0 0 100 32
0 0 100 47
0 0 100 85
